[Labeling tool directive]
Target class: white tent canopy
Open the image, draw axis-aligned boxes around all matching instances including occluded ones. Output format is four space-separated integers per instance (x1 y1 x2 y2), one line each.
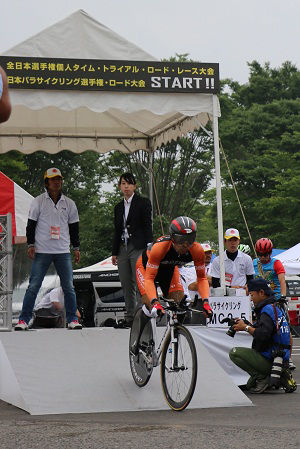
275 244 300 275
0 9 220 154
0 9 226 290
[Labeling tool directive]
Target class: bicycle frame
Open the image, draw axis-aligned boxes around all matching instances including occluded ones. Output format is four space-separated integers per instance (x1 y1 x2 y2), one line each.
149 302 189 368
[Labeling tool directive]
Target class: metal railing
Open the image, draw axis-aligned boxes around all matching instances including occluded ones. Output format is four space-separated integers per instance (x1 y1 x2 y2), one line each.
0 214 13 331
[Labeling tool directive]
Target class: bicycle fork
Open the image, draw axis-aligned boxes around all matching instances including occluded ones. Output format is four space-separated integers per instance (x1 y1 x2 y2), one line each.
169 325 186 372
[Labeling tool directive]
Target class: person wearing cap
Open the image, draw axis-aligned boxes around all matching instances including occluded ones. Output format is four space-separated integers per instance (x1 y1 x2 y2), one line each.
0 66 11 123
253 238 295 371
15 168 82 330
210 228 254 289
112 172 153 328
180 242 213 297
229 278 296 394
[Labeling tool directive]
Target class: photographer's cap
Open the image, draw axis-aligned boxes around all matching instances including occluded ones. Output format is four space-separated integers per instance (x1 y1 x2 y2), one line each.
247 278 273 296
202 243 212 252
224 228 240 240
44 167 63 179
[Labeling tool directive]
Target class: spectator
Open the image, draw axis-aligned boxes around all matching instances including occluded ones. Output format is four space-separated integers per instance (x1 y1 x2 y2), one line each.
253 238 285 300
0 66 11 123
238 244 251 256
253 237 295 370
31 287 81 329
229 278 296 394
180 243 213 297
112 173 153 328
210 228 254 289
15 168 82 330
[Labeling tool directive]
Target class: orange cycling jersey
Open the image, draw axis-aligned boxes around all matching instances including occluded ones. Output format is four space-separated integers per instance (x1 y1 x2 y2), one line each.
142 237 209 300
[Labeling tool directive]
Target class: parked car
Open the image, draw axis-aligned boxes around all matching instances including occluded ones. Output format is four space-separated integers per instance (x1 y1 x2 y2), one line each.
286 275 300 326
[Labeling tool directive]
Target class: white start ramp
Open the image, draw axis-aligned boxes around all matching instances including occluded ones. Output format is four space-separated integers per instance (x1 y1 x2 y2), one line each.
0 327 252 415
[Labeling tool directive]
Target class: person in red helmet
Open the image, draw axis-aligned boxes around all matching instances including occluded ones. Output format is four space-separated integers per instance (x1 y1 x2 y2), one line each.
136 216 212 318
253 238 295 371
253 238 285 300
131 217 212 355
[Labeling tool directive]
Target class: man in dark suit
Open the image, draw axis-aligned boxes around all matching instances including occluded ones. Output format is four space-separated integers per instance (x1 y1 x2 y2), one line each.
112 173 153 327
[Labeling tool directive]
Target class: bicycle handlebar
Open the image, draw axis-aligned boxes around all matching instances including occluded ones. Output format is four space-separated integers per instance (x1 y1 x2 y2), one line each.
158 297 204 314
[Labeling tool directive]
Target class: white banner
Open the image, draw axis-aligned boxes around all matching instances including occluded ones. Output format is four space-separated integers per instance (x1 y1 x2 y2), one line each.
208 296 251 328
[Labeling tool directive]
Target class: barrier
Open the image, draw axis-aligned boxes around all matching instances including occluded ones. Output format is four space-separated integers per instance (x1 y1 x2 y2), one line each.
0 327 252 415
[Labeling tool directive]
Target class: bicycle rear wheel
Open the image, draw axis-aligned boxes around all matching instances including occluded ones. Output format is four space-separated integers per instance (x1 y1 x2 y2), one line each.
160 325 197 411
129 308 154 387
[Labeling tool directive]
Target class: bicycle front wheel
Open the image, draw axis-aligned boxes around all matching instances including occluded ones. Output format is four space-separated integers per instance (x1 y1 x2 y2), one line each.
160 325 197 411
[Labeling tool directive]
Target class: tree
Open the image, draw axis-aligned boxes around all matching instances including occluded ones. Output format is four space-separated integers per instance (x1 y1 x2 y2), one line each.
208 61 300 248
101 129 215 239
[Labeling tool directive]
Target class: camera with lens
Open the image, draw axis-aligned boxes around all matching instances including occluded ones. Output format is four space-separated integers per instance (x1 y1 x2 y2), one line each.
269 348 285 388
219 317 238 337
220 317 251 338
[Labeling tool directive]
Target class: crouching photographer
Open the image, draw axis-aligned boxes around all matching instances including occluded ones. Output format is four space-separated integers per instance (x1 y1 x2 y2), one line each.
229 278 297 394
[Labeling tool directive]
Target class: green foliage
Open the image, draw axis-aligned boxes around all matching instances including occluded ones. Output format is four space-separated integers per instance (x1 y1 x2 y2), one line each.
213 61 300 248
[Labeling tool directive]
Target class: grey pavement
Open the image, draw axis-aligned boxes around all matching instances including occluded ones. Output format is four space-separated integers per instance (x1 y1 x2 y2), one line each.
0 338 299 449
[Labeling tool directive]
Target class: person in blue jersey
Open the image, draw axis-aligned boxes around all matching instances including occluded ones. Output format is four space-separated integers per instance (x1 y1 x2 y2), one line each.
253 238 286 299
229 278 296 394
253 238 295 371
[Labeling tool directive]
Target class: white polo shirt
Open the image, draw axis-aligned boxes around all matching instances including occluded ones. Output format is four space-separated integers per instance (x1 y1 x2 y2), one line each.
179 265 198 301
210 250 254 287
29 192 79 253
35 287 64 311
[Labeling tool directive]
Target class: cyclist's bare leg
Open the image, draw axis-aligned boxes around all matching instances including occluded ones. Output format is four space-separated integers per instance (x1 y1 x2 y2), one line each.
131 294 151 355
168 290 184 303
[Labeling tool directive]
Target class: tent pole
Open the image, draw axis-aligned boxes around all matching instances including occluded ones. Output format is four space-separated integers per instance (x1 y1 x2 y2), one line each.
148 150 153 222
213 95 226 294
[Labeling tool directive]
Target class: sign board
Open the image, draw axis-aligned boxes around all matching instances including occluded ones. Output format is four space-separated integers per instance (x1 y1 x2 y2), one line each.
208 296 251 328
0 56 219 94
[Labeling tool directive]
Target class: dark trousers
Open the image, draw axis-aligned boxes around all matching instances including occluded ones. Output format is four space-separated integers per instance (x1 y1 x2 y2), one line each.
117 242 143 321
229 347 272 387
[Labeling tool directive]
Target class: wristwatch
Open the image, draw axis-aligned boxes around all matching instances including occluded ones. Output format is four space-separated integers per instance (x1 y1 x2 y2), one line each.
245 325 250 333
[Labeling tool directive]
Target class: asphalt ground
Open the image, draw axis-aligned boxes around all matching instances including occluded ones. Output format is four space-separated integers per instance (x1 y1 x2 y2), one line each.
0 338 299 449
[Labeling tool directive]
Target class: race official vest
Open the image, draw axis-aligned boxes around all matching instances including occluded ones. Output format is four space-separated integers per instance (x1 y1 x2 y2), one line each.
260 303 290 361
253 258 281 299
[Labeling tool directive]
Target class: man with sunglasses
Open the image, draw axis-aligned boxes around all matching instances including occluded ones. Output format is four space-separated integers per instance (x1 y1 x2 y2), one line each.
136 216 212 319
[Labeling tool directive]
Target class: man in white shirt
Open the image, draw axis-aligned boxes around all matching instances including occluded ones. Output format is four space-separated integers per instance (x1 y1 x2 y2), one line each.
210 228 254 289
15 168 82 331
179 242 213 300
32 287 65 328
32 287 81 328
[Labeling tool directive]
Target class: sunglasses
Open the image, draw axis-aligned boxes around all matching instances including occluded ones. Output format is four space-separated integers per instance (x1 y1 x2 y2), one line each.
257 252 271 257
171 234 195 246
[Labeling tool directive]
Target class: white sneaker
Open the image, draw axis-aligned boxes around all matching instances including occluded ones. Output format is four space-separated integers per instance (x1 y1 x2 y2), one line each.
68 320 82 330
15 320 28 331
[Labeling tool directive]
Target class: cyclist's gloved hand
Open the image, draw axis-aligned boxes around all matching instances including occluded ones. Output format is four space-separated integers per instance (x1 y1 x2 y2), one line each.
150 301 164 318
203 299 213 318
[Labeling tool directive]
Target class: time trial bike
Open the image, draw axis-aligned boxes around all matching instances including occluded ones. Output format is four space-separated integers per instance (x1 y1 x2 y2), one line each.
129 298 201 411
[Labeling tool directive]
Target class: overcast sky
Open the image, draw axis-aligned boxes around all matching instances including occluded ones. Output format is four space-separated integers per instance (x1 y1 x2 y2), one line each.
1 0 299 83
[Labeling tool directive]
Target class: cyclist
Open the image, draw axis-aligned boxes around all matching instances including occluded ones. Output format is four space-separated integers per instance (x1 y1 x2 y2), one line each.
135 216 212 321
238 244 251 256
253 238 295 370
